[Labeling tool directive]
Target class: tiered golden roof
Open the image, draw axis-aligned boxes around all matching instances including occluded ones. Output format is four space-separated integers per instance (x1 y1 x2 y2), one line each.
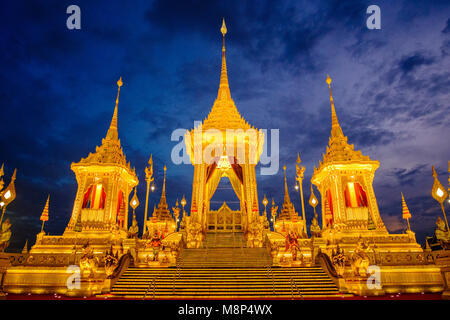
200 19 252 132
153 165 172 221
314 75 377 174
72 77 136 176
278 165 298 221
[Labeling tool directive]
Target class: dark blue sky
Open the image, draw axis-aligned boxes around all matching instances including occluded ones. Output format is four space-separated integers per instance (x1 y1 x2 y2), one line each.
1 0 449 250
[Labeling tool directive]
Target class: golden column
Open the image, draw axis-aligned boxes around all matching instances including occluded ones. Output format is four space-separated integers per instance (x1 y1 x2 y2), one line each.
431 165 449 230
295 153 307 234
143 154 154 236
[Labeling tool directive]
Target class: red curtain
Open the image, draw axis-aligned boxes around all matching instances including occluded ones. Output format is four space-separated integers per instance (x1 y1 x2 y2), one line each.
344 187 351 207
356 183 368 207
229 157 243 184
344 182 368 208
82 186 92 209
206 157 219 184
99 188 106 209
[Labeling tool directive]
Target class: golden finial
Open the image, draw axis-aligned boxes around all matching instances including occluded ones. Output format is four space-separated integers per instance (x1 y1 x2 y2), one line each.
11 168 17 182
283 165 286 172
221 18 227 36
326 74 332 86
117 76 123 88
296 153 301 164
432 165 438 178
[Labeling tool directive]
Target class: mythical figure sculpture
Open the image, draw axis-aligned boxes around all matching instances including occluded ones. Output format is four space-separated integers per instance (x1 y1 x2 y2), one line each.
350 237 371 276
331 245 347 277
145 230 163 261
103 246 119 279
285 231 303 262
186 219 203 248
435 217 450 249
0 218 12 252
247 218 264 248
310 213 321 238
128 214 139 238
79 243 99 278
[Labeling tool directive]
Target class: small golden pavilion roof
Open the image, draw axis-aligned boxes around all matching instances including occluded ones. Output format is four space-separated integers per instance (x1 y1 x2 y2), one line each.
194 19 254 132
153 165 172 221
72 78 136 176
315 75 377 174
278 165 298 221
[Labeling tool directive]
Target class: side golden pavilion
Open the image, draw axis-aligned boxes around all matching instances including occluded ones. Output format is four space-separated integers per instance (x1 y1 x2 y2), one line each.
0 20 449 299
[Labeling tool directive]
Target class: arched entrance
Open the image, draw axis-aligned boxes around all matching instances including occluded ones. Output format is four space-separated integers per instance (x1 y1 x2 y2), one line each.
204 156 244 232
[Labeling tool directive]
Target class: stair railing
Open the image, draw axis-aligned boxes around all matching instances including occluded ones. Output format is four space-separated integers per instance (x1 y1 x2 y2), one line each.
266 264 275 294
143 276 157 300
172 258 182 294
290 278 304 300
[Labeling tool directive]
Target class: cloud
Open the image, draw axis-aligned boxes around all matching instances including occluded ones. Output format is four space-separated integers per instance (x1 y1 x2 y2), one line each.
398 52 435 74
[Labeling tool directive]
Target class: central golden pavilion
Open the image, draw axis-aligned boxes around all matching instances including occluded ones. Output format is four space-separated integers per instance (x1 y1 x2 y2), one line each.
0 20 448 299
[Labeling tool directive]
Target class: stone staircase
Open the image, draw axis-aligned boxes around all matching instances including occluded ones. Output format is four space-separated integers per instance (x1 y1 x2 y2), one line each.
110 266 342 298
110 232 343 298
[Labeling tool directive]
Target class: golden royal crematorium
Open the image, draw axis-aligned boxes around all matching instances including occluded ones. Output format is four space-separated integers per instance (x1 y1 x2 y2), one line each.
0 20 449 299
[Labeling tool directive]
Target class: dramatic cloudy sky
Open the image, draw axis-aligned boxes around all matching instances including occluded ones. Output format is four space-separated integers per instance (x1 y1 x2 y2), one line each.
0 0 449 250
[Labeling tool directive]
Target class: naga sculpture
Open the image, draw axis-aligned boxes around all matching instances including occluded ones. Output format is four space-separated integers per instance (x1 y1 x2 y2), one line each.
103 246 119 279
79 243 99 278
350 238 371 276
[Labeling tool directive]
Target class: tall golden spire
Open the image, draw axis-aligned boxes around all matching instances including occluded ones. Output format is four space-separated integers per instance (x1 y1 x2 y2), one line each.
218 18 231 101
326 75 343 138
106 77 123 140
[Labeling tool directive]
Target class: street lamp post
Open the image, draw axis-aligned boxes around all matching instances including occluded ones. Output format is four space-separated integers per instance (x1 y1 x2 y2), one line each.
181 194 187 217
143 155 154 236
262 194 268 219
295 153 307 235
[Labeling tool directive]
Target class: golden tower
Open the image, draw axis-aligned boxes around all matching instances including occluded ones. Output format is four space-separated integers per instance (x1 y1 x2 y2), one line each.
311 75 387 237
274 165 305 236
64 77 138 236
184 19 265 236
146 165 176 235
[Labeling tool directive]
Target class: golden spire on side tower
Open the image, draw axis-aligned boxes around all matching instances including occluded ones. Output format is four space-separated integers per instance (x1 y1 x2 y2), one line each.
283 165 291 203
326 74 343 138
107 77 123 140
